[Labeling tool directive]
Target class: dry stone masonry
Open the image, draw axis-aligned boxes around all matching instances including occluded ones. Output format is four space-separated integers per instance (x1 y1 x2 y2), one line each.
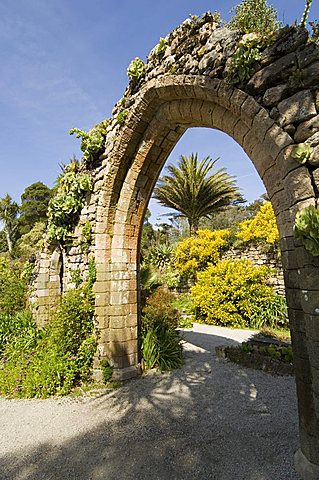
33 14 319 479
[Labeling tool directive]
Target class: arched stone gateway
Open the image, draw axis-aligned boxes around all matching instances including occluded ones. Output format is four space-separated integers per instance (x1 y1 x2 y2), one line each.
34 16 319 479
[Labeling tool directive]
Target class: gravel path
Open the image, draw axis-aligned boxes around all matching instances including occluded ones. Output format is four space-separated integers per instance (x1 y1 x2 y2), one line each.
0 324 301 480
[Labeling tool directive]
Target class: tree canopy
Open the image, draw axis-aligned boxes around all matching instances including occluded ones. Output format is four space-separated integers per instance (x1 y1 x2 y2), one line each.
153 153 244 236
18 182 51 235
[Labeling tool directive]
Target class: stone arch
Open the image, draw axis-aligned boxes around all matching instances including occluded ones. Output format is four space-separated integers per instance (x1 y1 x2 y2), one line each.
35 19 319 478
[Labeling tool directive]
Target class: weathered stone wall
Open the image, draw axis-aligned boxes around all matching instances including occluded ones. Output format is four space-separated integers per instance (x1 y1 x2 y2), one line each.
222 245 285 295
33 14 319 477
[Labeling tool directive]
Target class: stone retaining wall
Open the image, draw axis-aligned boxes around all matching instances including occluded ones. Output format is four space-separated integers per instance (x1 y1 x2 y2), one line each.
222 244 285 295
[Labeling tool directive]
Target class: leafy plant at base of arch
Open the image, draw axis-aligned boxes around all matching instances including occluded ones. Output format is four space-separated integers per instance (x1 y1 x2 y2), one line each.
69 119 110 164
292 143 313 164
47 171 92 243
294 205 319 257
229 34 264 84
127 57 145 82
0 284 97 398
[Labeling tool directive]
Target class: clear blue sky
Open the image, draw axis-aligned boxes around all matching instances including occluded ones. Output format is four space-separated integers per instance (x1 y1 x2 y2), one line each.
0 0 315 224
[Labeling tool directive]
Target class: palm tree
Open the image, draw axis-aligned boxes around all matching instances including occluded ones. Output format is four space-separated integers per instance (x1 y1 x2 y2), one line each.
0 194 19 253
153 153 243 236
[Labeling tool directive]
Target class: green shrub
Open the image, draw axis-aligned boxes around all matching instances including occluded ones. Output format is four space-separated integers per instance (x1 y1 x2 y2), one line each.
141 287 183 371
191 259 277 328
0 258 26 316
0 284 96 398
174 229 231 280
81 221 93 251
141 326 183 371
142 287 180 331
228 0 280 36
250 294 288 329
0 309 39 357
156 37 167 56
172 293 194 316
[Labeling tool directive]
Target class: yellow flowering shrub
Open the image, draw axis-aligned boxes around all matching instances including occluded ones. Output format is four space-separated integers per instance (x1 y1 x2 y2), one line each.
191 259 276 328
236 201 279 244
174 229 231 279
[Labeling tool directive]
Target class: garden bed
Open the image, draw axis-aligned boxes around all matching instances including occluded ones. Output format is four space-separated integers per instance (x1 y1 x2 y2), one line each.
216 340 294 376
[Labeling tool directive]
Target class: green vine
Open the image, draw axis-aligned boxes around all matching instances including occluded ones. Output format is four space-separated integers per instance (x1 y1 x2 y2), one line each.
229 34 264 84
295 205 319 257
127 57 145 82
47 170 93 243
69 119 109 164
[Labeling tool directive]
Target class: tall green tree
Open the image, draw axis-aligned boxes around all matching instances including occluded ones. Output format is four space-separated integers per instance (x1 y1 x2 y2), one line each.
18 182 51 235
153 153 243 236
0 194 19 254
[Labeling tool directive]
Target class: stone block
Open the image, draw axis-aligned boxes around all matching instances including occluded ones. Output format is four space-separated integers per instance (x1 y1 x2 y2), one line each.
307 338 319 369
229 118 245 145
241 96 262 127
289 308 306 334
95 292 110 307
263 84 289 107
283 168 315 205
277 90 317 128
247 52 297 94
295 115 319 143
125 314 138 328
107 304 130 316
229 88 248 116
110 316 126 329
305 315 319 342
110 291 129 305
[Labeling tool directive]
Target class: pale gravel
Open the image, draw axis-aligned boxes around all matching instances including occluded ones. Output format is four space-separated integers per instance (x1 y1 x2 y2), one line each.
0 324 301 480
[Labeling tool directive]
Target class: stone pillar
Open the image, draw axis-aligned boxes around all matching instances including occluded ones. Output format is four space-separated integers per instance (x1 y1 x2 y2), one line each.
94 244 139 382
282 242 319 479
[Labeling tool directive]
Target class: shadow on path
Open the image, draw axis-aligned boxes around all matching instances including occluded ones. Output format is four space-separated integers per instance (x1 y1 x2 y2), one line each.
0 328 300 480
